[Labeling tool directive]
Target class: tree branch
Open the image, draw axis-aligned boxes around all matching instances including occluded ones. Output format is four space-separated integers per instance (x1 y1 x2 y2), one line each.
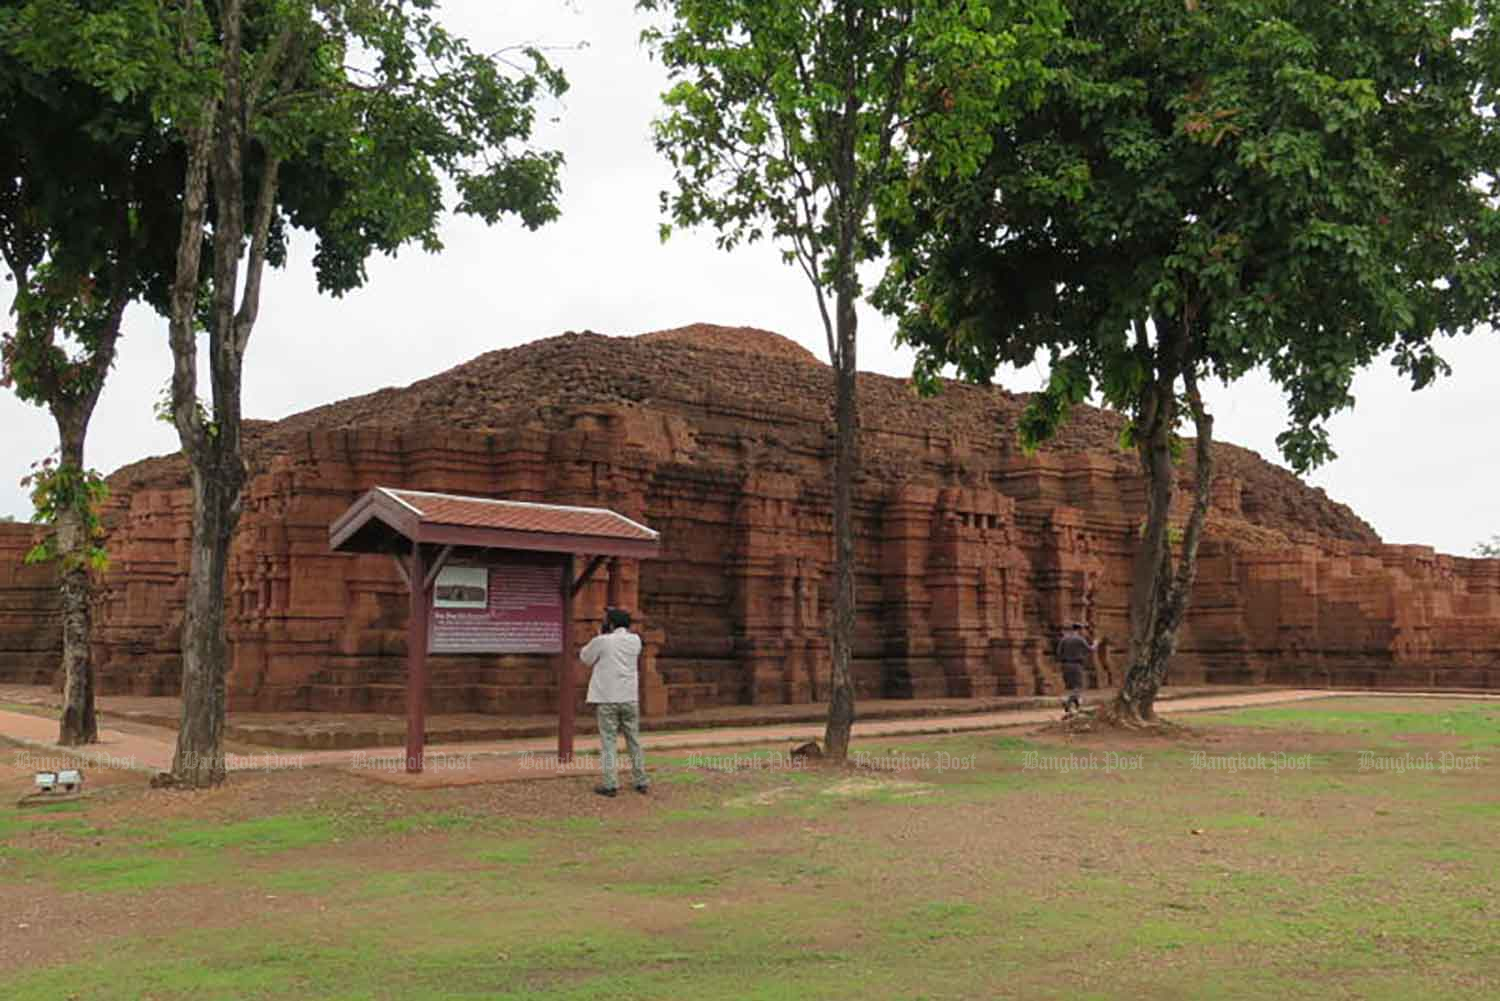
776 117 836 362
234 154 282 354
852 9 913 223
206 0 246 423
168 115 215 458
1165 360 1214 630
246 21 299 117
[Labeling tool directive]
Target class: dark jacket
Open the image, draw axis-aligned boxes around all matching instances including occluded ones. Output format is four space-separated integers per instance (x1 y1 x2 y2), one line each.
1056 632 1093 666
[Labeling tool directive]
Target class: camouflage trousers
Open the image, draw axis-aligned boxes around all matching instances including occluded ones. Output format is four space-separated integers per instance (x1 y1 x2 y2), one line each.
595 702 648 791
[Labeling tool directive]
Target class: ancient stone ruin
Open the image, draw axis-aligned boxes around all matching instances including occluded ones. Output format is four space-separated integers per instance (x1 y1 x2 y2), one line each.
2 324 1496 714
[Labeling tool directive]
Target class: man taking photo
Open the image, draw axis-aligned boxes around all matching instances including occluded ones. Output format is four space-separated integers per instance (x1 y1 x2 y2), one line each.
580 607 649 797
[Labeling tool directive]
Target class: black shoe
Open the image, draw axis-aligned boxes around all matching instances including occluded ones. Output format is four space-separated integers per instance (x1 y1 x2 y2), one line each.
594 785 617 798
635 784 649 795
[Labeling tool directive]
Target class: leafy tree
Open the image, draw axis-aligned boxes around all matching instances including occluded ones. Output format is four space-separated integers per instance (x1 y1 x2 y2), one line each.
881 0 1500 723
1478 536 1500 558
0 27 185 745
640 0 1061 758
7 0 568 786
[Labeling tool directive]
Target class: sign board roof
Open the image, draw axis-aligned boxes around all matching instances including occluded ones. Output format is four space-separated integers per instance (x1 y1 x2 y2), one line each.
330 487 661 560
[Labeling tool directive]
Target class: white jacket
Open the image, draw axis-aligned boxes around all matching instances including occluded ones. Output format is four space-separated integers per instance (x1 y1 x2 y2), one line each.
581 628 643 704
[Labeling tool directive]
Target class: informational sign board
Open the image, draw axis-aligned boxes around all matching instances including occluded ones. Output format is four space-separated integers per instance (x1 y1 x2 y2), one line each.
429 561 564 654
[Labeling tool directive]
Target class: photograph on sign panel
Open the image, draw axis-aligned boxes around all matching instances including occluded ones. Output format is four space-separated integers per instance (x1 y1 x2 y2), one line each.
433 566 489 609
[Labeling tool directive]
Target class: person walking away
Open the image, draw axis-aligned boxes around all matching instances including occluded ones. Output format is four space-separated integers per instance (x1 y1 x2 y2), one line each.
580 607 648 797
1056 622 1097 717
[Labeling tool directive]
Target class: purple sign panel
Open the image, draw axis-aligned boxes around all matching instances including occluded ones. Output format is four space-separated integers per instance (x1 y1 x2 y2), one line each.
429 561 564 654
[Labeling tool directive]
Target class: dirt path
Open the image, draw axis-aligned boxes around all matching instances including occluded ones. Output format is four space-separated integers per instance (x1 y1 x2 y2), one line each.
0 689 1350 786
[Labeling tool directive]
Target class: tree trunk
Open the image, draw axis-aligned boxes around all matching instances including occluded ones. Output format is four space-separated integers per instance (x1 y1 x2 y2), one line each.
54 425 97 746
823 286 859 760
165 2 251 789
1115 380 1176 724
169 447 242 787
1112 321 1215 725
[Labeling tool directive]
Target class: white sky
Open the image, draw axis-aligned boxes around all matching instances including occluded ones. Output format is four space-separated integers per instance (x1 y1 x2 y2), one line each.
2 2 1496 556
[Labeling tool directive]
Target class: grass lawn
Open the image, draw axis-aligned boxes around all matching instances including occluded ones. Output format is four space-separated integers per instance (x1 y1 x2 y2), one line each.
0 695 1496 999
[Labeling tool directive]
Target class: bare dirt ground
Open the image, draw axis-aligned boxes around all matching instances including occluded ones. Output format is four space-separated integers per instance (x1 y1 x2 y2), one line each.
0 752 759 971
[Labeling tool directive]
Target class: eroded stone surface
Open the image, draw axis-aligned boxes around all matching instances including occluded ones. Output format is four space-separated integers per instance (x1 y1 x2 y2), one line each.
4 325 1497 712
0 523 56 686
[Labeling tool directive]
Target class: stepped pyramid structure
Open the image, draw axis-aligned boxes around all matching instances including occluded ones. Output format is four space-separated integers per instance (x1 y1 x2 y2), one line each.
1 323 1497 714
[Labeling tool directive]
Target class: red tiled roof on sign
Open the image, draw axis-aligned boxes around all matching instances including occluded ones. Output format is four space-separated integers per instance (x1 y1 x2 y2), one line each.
380 489 658 543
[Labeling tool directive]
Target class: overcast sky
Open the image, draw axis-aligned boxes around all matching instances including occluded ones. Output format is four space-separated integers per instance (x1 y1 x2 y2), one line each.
2 2 1496 556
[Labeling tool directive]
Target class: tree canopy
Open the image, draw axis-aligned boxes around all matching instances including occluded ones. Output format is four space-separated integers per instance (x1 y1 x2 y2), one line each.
0 0 183 478
643 0 1061 357
2 0 568 298
884 0 1500 471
